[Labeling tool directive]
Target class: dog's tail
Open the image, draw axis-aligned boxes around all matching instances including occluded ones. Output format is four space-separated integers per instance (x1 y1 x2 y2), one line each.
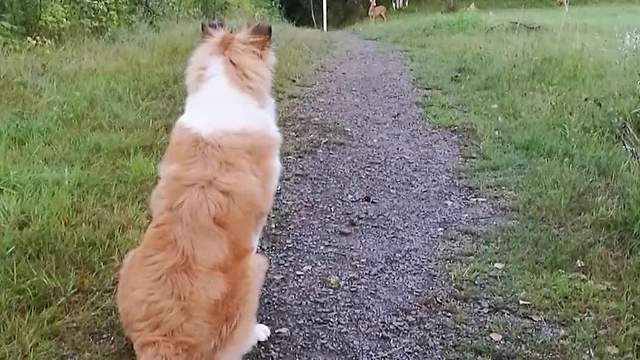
138 348 182 360
137 350 163 360
139 353 161 360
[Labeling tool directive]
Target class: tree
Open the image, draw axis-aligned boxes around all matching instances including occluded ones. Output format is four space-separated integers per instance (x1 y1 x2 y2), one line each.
280 0 367 27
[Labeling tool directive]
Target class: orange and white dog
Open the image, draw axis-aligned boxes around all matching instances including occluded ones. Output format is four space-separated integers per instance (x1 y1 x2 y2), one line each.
116 19 280 360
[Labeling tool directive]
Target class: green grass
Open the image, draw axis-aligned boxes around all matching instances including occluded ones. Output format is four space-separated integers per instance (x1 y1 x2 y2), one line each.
0 22 330 358
398 0 640 13
357 5 640 359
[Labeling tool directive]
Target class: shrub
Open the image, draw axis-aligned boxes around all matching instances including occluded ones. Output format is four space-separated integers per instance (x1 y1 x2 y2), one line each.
0 0 282 47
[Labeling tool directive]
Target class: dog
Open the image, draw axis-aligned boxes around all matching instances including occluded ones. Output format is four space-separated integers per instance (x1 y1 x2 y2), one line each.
116 19 281 360
369 0 387 22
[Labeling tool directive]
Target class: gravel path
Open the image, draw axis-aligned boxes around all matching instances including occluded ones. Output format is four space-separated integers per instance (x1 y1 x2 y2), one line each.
250 35 495 360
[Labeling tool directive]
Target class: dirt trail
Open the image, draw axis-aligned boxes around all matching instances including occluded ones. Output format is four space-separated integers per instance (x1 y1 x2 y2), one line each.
250 35 496 359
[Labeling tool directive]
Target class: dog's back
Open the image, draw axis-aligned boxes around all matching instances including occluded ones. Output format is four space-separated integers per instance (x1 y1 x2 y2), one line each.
116 130 275 358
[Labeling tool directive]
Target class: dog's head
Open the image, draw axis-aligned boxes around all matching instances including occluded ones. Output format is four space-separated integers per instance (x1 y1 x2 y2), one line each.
200 19 272 50
186 19 275 102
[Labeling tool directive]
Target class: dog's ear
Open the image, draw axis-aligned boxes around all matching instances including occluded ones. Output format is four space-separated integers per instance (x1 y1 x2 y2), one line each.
250 23 272 39
201 19 225 38
248 23 272 50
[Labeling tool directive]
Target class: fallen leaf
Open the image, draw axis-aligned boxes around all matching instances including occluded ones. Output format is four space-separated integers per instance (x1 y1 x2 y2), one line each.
518 299 532 305
529 314 543 322
604 281 617 291
595 282 617 291
606 346 619 355
324 275 341 289
576 259 585 268
568 272 588 281
493 262 505 270
489 332 503 342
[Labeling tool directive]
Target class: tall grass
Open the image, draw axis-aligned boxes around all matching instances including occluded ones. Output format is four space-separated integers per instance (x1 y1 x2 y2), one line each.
358 5 640 358
0 21 329 358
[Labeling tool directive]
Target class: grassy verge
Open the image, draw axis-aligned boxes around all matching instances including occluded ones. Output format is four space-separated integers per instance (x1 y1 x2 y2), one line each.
0 22 330 358
400 0 640 13
357 5 640 359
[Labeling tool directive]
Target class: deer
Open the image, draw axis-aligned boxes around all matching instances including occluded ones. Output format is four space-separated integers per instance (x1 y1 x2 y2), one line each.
369 0 387 23
557 0 569 12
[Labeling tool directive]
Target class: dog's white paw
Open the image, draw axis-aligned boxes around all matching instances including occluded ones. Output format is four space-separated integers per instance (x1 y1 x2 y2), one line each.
254 323 271 342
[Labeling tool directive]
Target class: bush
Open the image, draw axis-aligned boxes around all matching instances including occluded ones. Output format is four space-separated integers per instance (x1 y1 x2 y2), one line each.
0 0 282 47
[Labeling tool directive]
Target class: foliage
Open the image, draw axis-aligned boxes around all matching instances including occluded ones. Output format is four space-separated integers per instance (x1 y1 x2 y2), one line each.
281 0 367 27
277 0 640 27
1 0 135 40
0 0 282 47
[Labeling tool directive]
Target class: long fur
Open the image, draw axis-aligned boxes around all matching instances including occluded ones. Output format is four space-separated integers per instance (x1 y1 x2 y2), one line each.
116 20 280 360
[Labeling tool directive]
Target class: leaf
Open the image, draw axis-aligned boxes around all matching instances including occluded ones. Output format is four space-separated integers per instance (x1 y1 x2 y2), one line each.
489 332 503 342
529 314 543 322
493 262 505 270
568 272 588 281
518 299 532 305
0 20 18 31
324 275 341 289
595 282 617 291
576 259 585 268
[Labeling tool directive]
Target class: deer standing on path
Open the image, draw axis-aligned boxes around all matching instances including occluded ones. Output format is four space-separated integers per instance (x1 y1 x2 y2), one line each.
369 0 387 23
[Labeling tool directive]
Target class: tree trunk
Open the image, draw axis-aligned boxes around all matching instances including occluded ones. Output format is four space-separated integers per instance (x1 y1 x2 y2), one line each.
310 0 317 28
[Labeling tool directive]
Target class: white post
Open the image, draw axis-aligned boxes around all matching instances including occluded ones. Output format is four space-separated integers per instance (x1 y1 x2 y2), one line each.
322 0 327 32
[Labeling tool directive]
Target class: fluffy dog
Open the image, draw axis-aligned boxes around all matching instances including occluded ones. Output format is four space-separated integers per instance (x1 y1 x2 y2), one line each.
116 19 281 360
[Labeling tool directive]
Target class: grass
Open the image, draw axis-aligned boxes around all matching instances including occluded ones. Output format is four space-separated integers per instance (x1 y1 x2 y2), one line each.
0 21 330 358
357 4 640 359
398 0 640 14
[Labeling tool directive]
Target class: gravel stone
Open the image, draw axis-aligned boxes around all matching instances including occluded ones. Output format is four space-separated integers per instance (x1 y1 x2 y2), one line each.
249 35 495 359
